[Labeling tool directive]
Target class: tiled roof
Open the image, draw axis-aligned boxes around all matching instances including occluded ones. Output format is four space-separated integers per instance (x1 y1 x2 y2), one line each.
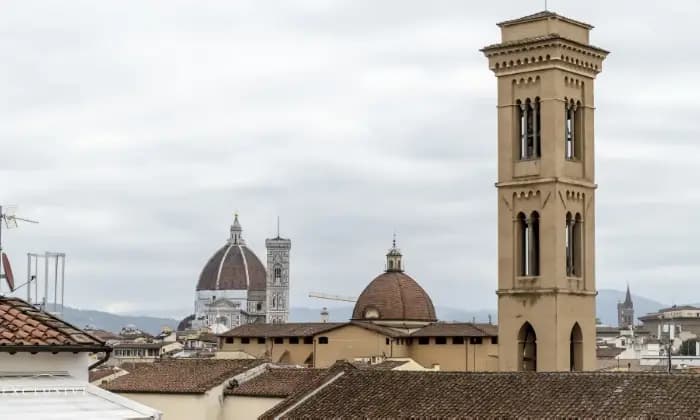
261 361 357 419
597 346 625 359
349 321 407 338
89 366 122 383
220 323 345 338
103 359 263 394
274 370 700 418
352 360 408 370
0 297 106 351
411 322 497 337
226 367 328 398
351 272 437 322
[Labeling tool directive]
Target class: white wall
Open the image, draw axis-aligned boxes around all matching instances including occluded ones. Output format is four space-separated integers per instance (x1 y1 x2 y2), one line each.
0 352 91 381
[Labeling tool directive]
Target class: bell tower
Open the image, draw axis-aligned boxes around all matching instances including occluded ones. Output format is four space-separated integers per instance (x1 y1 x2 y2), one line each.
482 12 608 371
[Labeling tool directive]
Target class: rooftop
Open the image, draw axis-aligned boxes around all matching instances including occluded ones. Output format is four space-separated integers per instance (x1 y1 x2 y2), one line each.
0 373 160 419
102 359 263 394
0 297 106 352
410 322 497 337
270 370 700 418
220 322 345 338
497 10 593 29
226 367 328 398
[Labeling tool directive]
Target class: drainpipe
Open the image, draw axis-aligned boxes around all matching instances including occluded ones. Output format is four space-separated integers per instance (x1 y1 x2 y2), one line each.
89 347 113 370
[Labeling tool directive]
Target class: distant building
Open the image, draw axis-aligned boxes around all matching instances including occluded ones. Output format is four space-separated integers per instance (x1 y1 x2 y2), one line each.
639 305 700 341
218 242 499 371
617 285 634 329
189 214 291 333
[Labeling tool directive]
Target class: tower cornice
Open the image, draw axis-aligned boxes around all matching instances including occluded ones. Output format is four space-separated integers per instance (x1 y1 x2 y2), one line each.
495 177 597 190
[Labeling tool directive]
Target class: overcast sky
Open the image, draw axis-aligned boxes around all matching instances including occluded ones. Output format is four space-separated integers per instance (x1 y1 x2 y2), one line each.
2 0 700 319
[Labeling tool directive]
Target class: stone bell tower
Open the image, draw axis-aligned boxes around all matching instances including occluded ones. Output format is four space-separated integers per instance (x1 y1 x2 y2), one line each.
481 11 608 371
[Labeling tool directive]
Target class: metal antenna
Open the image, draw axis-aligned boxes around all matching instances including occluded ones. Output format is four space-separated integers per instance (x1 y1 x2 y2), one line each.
277 216 280 238
0 205 39 295
545 0 548 11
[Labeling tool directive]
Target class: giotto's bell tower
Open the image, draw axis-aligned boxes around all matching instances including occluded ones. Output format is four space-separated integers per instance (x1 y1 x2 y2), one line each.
481 11 608 371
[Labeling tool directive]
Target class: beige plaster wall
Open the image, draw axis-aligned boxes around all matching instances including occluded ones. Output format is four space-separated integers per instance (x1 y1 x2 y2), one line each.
223 396 283 420
315 325 392 368
408 339 498 372
120 393 210 420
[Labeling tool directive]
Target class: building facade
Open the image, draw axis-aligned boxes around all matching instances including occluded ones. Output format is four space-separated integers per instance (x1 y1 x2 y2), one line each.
192 215 291 332
482 11 608 371
617 285 634 329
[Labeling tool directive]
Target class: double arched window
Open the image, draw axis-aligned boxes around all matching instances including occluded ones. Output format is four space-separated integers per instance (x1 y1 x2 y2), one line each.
274 266 282 285
516 97 541 160
565 212 583 277
565 99 583 160
517 211 540 276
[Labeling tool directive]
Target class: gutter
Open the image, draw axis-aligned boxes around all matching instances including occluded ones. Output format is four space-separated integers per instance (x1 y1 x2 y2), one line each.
89 347 112 370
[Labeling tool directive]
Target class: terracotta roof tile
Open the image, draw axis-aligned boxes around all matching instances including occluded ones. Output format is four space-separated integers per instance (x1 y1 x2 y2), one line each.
411 322 497 337
103 359 264 394
352 272 437 322
220 323 346 338
0 296 105 350
227 367 328 398
274 370 700 418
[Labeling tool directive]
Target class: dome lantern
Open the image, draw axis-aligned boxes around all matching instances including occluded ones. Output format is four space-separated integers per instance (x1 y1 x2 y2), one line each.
385 235 403 272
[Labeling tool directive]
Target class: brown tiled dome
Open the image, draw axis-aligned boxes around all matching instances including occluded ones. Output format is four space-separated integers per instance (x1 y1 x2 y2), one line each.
196 244 267 291
351 271 437 322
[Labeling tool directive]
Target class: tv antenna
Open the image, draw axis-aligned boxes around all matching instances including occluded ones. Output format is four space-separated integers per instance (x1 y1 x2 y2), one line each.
0 205 39 294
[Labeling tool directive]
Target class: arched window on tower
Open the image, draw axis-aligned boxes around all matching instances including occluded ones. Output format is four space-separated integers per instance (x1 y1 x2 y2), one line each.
272 295 277 309
570 323 583 371
566 212 583 277
565 99 582 160
518 212 540 276
517 98 541 160
274 266 282 285
518 322 537 371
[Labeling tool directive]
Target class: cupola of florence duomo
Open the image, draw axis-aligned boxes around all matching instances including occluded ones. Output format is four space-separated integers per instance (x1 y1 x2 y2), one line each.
482 11 608 371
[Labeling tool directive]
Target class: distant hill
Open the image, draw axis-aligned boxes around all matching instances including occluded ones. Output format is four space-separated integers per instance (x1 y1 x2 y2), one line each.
57 289 669 335
62 306 178 335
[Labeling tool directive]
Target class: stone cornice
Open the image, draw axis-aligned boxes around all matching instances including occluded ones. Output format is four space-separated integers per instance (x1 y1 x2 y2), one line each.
495 177 597 189
496 288 597 297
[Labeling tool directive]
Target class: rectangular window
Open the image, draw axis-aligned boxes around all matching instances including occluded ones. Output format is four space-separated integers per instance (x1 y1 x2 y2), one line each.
435 337 447 345
289 337 300 344
274 337 284 344
470 337 483 345
385 338 391 345
303 337 313 344
318 337 329 344
257 337 266 344
241 337 250 344
491 336 498 345
418 337 430 345
225 337 234 344
452 337 465 345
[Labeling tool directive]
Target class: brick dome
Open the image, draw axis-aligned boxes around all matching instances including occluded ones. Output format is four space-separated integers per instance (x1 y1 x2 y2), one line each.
196 244 267 292
351 271 437 322
196 214 266 292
